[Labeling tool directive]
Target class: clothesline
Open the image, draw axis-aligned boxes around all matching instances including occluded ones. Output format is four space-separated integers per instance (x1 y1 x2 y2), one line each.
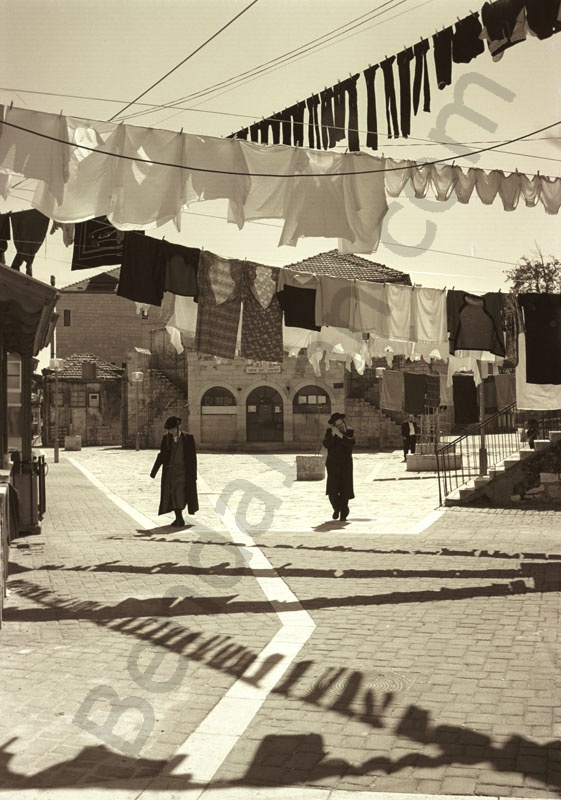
1 112 559 178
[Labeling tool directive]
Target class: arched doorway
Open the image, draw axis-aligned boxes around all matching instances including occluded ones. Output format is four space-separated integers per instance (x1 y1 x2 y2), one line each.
201 386 237 443
292 384 332 444
246 386 283 442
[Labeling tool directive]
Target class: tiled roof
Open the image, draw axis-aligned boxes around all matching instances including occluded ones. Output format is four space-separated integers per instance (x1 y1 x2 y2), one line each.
281 250 411 284
44 353 124 379
61 252 409 292
62 268 121 293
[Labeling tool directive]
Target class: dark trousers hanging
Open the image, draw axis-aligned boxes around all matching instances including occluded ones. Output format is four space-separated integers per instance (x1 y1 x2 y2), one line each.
307 94 321 149
381 56 400 139
364 65 379 150
412 39 431 114
397 47 414 139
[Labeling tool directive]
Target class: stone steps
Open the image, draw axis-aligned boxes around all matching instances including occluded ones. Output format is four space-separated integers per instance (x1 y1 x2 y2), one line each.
445 430 561 506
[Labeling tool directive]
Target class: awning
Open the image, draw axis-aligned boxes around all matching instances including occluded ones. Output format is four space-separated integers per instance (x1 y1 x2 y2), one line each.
0 267 59 357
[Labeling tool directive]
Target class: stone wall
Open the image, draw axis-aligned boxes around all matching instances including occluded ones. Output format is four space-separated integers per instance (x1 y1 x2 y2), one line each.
56 293 173 367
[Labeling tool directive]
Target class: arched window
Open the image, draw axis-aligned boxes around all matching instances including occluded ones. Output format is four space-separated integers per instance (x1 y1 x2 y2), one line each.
292 385 331 414
201 386 236 407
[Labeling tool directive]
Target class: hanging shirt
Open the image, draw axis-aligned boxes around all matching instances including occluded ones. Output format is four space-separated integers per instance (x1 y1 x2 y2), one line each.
479 1 527 61
33 115 125 222
233 141 300 225
411 287 447 344
117 232 165 306
385 284 413 341
494 372 516 408
110 126 186 231
184 134 250 229
277 270 320 331
279 150 358 246
447 290 506 357
338 153 388 254
195 251 243 359
351 280 392 334
452 13 485 62
240 264 283 362
0 107 70 205
315 276 354 328
518 293 561 384
161 241 199 297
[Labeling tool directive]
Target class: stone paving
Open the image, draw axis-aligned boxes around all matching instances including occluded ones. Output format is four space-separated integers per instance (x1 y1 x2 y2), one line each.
0 445 560 799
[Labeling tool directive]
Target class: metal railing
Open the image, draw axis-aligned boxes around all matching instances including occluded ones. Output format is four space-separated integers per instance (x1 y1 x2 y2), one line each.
436 405 561 504
436 403 517 505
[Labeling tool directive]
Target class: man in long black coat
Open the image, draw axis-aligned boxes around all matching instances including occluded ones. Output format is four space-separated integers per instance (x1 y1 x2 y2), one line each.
150 416 199 527
323 412 355 521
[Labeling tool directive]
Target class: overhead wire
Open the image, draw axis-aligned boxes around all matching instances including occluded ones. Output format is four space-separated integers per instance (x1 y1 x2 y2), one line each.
118 0 419 123
107 0 261 121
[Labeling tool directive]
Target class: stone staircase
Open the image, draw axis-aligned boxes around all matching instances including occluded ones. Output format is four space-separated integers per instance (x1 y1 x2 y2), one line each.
445 430 561 506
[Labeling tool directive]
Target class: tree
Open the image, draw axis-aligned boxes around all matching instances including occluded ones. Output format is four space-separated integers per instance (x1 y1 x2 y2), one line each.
504 248 561 293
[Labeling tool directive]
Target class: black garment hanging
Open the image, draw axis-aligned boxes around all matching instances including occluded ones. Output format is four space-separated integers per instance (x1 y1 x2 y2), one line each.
332 74 360 151
433 26 454 89
290 101 306 147
404 372 427 415
481 0 525 41
396 47 414 139
259 116 280 145
249 123 259 142
277 285 320 331
71 216 143 270
236 128 248 140
525 0 561 39
453 374 479 424
453 13 485 62
363 64 379 150
518 293 561 385
160 241 200 298
10 209 50 275
447 290 506 357
320 87 336 150
306 94 321 149
0 213 10 265
117 233 165 306
412 39 431 114
380 55 400 139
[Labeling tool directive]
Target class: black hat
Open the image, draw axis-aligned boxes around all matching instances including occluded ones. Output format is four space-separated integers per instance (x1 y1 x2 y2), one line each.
328 412 346 425
164 416 181 430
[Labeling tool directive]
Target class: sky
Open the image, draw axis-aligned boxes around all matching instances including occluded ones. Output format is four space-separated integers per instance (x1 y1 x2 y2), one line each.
1 0 560 297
